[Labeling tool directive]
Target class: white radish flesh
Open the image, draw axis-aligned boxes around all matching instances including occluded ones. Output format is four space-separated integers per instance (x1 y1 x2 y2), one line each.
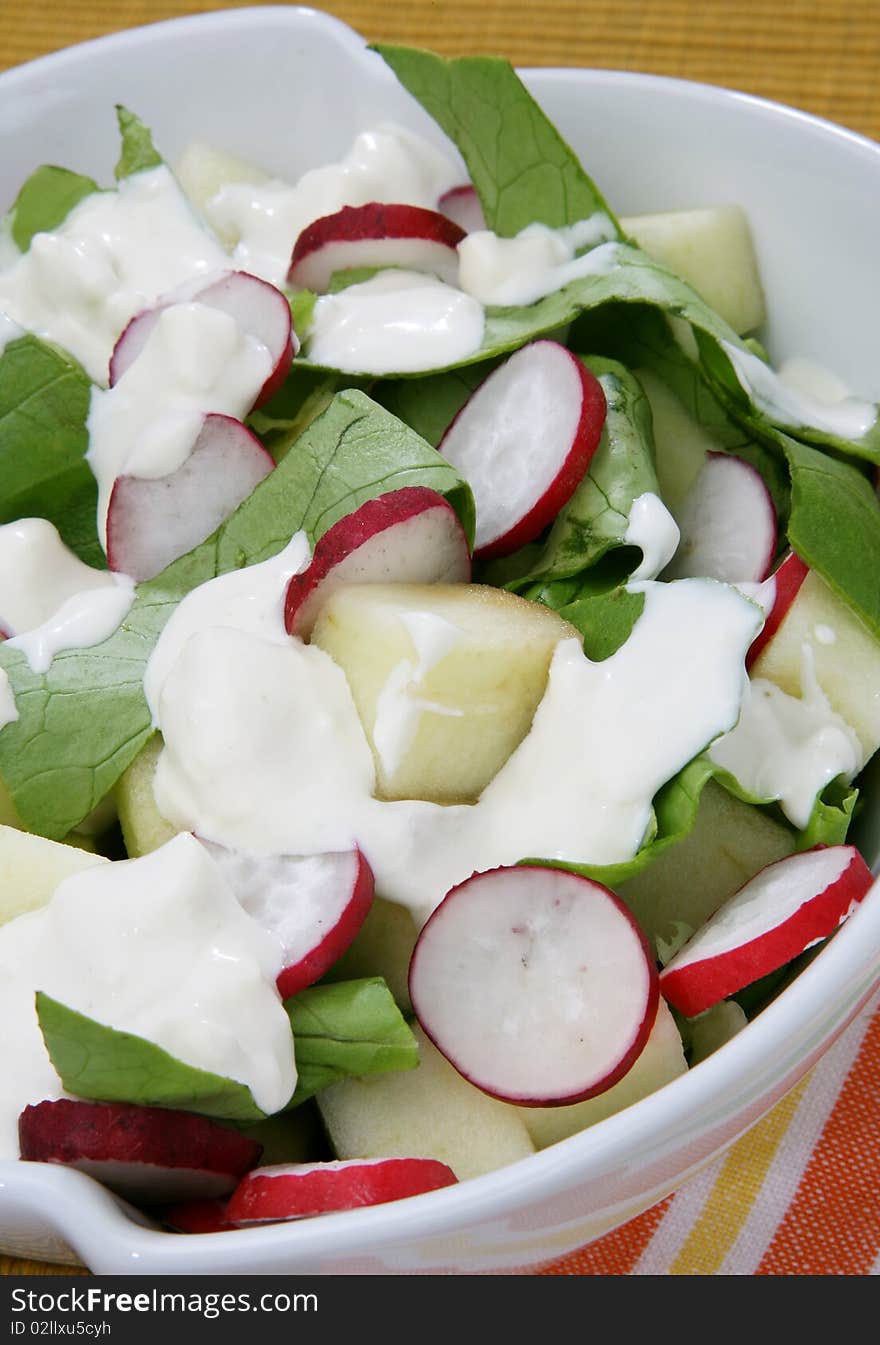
199 839 374 998
225 1156 458 1223
659 845 875 1017
287 202 466 292
109 270 296 406
106 414 274 582
663 451 776 583
18 1099 261 1204
284 486 471 639
437 184 486 234
438 340 607 559
409 865 659 1105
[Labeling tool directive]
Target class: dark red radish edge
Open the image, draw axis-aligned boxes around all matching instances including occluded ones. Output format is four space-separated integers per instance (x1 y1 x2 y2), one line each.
437 184 487 233
746 549 810 670
287 202 467 292
659 845 875 1018
106 413 274 581
438 341 608 560
109 270 296 408
225 1157 459 1224
284 485 472 639
159 1198 238 1234
276 849 375 999
408 863 660 1107
18 1100 262 1198
667 451 777 584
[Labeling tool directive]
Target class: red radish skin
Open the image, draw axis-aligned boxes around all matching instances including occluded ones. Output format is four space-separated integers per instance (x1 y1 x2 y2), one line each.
18 1100 262 1204
287 202 467 292
438 341 607 559
106 413 274 582
226 1157 458 1223
198 840 375 997
659 845 875 1018
437 184 486 234
746 550 810 670
284 486 472 639
409 864 659 1106
663 451 777 584
109 270 297 407
160 1198 238 1234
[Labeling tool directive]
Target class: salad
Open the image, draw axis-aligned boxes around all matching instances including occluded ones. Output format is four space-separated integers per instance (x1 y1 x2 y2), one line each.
0 42 879 1234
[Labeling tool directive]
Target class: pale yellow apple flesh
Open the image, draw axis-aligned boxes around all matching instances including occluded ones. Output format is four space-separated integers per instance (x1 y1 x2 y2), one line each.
0 823 107 926
116 734 178 858
310 581 578 804
621 204 766 336
316 1023 535 1181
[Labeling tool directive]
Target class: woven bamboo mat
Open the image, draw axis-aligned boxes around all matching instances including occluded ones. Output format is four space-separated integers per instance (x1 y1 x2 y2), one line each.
2 0 880 142
1 0 880 1279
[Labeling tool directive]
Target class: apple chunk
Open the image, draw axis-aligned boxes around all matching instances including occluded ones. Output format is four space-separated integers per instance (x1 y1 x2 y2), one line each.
0 824 107 926
620 204 766 335
310 582 578 803
749 565 880 758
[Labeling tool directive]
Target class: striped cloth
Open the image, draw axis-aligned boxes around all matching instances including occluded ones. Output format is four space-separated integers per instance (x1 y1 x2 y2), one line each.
541 987 880 1275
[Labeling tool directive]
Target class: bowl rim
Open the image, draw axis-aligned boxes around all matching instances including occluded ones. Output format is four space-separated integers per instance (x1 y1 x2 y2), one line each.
2 1 880 1274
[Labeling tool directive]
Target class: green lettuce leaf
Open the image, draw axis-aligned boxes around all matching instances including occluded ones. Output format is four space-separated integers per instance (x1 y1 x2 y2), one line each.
6 166 100 252
114 106 163 180
36 992 269 1122
0 334 101 566
284 978 419 1108
0 390 474 839
373 44 620 238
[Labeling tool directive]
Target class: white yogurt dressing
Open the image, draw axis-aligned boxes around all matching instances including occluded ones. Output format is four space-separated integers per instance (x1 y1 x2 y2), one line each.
0 167 229 384
721 340 877 440
0 311 23 354
0 832 296 1157
625 492 681 580
205 124 461 287
457 224 619 307
307 269 485 373
0 519 135 671
146 554 760 923
87 300 272 547
709 647 864 828
372 610 466 776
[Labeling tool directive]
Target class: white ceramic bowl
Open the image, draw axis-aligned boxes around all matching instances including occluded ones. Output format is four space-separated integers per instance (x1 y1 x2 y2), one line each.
2 5 880 1276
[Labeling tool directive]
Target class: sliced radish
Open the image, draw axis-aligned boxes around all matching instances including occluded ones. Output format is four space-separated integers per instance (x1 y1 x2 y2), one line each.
408 865 659 1106
284 486 471 639
287 202 466 292
746 549 809 670
659 845 875 1017
438 341 607 559
106 413 274 582
198 839 374 998
225 1157 458 1223
662 451 777 583
437 184 486 234
160 1197 238 1234
18 1099 262 1205
109 270 296 407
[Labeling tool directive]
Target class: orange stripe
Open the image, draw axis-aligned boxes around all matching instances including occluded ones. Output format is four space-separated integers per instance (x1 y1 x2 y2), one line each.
540 1196 672 1274
756 1005 880 1275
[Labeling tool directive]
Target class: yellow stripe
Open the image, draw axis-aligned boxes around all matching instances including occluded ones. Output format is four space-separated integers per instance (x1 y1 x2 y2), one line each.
668 1075 810 1275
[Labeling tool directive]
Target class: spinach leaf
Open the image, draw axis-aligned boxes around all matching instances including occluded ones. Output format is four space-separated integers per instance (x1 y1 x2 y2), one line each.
7 166 99 252
373 45 620 238
114 106 163 180
36 992 269 1122
554 585 646 662
284 977 419 1108
0 390 474 839
376 361 496 447
0 334 102 566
